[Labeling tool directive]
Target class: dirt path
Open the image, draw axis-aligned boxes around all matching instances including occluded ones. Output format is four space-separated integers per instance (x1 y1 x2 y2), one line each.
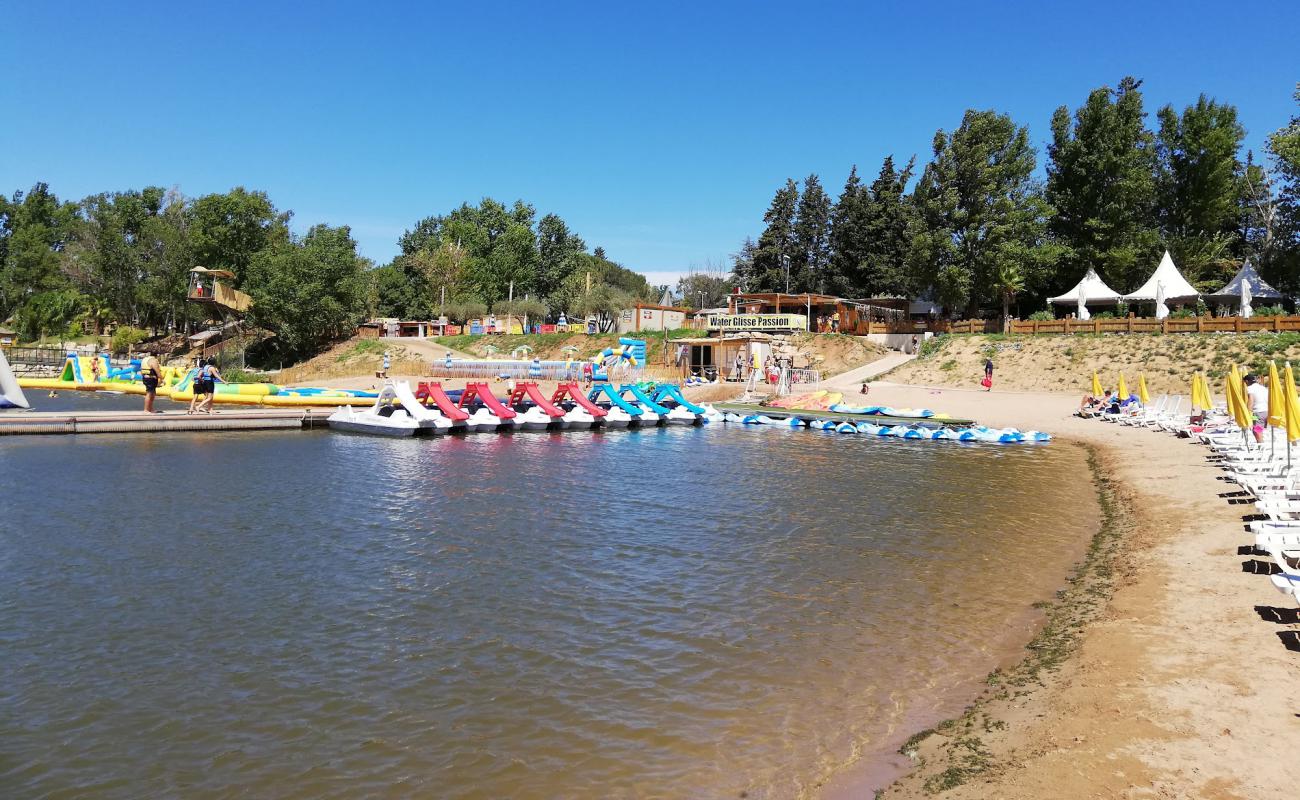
825 383 1298 799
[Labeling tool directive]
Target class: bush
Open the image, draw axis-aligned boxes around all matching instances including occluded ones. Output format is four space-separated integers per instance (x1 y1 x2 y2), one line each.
109 326 148 355
1027 310 1054 321
1254 305 1285 317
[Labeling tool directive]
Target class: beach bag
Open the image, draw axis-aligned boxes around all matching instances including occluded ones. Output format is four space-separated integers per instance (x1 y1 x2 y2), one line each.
980 376 992 389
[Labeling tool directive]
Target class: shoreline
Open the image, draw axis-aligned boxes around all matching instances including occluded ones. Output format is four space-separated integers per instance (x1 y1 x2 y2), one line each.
819 380 1298 799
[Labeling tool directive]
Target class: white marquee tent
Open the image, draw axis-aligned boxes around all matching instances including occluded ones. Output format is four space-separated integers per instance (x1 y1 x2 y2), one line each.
1122 251 1199 301
1048 268 1123 306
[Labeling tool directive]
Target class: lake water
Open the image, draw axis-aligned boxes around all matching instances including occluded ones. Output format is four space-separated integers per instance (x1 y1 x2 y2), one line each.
0 400 1098 799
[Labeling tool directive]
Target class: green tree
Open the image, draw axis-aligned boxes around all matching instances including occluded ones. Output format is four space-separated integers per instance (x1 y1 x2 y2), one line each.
245 224 365 359
1155 94 1246 283
1046 76 1161 293
0 182 77 319
730 237 758 292
793 174 833 293
910 109 1056 316
828 166 869 294
1267 84 1300 292
536 213 585 301
861 155 917 297
750 179 799 292
676 268 734 308
190 187 290 280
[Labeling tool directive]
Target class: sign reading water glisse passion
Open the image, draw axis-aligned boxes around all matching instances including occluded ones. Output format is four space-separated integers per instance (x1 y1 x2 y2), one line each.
706 314 808 331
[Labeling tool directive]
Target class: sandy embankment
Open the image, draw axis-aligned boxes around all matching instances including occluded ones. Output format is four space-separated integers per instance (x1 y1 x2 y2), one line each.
821 381 1297 799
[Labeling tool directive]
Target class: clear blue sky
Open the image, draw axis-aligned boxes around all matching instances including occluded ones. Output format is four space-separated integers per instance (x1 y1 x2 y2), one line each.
2 1 1297 288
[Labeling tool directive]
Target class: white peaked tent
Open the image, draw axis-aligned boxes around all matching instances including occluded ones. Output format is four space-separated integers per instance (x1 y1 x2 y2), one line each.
1048 267 1123 307
1122 251 1199 302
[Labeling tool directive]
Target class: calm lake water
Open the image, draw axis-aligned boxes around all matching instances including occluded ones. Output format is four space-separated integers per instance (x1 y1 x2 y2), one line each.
1 400 1098 799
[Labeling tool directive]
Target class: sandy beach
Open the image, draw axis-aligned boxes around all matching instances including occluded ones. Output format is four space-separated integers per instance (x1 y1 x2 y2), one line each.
814 379 1297 799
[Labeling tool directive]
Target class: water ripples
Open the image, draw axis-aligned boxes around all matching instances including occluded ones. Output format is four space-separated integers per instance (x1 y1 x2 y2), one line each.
0 424 1097 799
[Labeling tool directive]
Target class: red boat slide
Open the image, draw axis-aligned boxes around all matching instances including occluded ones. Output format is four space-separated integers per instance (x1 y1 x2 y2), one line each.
459 382 517 419
551 383 607 417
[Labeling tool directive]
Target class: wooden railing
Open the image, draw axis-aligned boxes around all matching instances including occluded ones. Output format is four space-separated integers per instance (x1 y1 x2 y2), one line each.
1006 315 1300 335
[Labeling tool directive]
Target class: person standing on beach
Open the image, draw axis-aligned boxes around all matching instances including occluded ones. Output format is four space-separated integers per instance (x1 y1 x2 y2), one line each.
983 358 994 391
380 350 391 379
1245 373 1268 444
140 353 163 413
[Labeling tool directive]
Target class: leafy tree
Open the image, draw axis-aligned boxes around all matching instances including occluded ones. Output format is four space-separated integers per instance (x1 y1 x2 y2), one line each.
749 179 799 292
1267 84 1300 291
792 174 833 293
0 183 77 319
443 297 487 324
1046 77 1161 293
190 187 290 279
245 224 365 360
910 109 1056 316
536 213 585 300
1155 94 1246 283
676 269 734 308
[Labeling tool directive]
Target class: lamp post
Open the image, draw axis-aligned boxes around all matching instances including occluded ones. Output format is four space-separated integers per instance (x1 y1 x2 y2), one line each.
781 254 791 293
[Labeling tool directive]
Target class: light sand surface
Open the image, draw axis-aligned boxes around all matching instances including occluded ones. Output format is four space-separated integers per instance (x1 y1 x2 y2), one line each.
817 381 1297 799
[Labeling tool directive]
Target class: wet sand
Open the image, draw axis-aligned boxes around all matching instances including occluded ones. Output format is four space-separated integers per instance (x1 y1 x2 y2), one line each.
820 381 1297 799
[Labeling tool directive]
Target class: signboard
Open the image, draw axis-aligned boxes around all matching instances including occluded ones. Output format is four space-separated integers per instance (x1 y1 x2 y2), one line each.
706 313 808 331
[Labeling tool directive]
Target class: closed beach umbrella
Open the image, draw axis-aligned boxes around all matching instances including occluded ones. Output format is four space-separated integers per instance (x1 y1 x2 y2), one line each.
1241 280 1253 319
1155 281 1169 320
1268 361 1286 428
1091 371 1103 397
1199 372 1214 411
1285 363 1300 443
1138 374 1151 405
1229 365 1252 431
1224 370 1239 425
1078 282 1090 321
1117 372 1129 401
1190 373 1203 410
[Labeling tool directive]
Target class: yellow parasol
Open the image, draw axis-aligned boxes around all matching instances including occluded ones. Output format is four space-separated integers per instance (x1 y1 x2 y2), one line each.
1117 372 1129 401
1091 371 1103 397
1268 361 1286 428
1191 373 1205 410
1138 374 1151 405
1229 365 1252 431
1285 363 1300 443
1199 372 1214 411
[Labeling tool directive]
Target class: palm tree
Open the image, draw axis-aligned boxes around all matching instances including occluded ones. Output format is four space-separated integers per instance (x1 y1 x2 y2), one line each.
994 262 1025 332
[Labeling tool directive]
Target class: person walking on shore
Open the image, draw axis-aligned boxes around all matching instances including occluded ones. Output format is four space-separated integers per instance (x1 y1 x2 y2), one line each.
982 358 994 391
140 353 163 414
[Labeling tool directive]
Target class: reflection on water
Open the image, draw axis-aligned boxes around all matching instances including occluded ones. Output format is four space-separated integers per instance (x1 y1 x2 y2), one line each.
0 421 1097 799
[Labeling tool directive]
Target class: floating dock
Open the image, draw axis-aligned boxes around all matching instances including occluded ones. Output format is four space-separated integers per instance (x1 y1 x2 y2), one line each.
0 409 331 436
710 403 976 428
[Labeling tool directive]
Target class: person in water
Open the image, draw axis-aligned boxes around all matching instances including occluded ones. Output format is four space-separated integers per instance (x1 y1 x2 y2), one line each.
140 353 163 413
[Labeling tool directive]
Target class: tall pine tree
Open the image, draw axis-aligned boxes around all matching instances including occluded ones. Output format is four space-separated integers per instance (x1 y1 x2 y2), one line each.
861 155 917 297
829 166 869 295
750 179 799 292
1046 76 1161 293
792 174 833 293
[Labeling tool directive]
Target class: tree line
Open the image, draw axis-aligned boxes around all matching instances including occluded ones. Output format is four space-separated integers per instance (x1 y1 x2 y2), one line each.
735 78 1300 319
0 186 660 361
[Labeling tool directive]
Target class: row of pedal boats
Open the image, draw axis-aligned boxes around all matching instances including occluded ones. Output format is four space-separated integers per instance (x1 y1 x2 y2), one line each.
721 412 1051 443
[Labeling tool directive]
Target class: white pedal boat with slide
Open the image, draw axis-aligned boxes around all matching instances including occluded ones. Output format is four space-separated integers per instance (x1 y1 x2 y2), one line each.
328 380 456 436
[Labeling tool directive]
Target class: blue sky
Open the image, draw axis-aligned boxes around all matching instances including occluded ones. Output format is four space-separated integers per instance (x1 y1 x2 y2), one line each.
2 1 1297 288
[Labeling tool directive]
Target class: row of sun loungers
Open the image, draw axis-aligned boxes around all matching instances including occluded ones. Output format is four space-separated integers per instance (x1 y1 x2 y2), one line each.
1084 395 1300 608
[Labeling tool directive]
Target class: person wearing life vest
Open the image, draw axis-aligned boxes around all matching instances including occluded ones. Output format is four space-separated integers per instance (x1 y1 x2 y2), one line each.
188 358 223 414
140 353 164 413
